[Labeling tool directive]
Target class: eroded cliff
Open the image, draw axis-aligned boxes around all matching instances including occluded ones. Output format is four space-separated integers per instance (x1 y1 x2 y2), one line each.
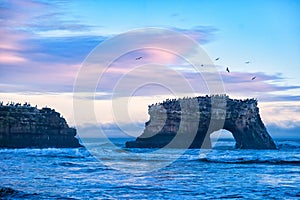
126 95 277 149
0 103 82 148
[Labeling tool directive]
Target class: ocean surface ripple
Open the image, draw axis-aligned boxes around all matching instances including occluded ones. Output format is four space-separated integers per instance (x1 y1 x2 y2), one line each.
1 138 300 199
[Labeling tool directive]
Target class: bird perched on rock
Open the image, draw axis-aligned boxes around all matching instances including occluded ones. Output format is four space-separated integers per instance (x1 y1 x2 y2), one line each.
226 67 230 73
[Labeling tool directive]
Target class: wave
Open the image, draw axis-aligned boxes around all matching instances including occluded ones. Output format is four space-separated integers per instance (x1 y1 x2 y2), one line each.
0 147 91 159
277 140 300 149
198 157 300 165
53 161 87 167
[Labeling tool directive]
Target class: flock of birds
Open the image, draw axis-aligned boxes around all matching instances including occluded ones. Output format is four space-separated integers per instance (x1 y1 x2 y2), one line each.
215 57 256 80
135 56 257 81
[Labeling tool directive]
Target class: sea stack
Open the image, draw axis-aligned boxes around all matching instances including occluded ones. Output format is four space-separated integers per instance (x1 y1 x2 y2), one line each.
0 102 82 148
126 95 277 149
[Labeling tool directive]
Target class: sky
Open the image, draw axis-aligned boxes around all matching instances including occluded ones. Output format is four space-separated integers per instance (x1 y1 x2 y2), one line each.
1 0 300 138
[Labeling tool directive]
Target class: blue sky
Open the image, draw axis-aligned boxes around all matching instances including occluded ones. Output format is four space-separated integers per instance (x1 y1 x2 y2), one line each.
1 0 300 137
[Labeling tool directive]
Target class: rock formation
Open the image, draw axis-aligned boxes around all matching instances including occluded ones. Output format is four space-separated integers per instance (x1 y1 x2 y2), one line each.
0 102 82 148
126 95 277 149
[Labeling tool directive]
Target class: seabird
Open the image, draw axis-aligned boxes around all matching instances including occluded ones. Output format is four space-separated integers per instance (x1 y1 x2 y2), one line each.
245 61 250 64
226 67 230 73
201 64 204 67
251 76 256 80
215 57 220 61
135 56 142 60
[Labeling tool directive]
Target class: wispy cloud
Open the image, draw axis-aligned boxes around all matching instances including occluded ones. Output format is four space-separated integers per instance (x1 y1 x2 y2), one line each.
220 71 300 94
0 0 104 92
258 95 300 102
0 0 92 35
0 0 220 94
1 0 299 103
260 101 300 129
172 26 218 43
95 60 300 98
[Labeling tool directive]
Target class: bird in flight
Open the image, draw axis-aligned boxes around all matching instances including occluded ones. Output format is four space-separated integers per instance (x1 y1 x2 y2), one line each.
135 56 142 60
215 57 220 61
226 67 230 73
245 61 250 64
251 76 256 80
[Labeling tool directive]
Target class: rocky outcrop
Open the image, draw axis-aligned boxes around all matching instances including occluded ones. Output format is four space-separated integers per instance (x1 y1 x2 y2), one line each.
0 103 82 148
126 95 277 149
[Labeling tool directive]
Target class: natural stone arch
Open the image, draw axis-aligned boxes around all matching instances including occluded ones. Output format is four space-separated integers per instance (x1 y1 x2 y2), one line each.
126 95 277 149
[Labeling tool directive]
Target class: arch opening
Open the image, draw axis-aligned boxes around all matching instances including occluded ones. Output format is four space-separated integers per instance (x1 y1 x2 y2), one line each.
210 129 235 149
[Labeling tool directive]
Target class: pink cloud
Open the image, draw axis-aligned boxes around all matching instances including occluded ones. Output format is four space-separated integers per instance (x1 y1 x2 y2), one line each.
0 30 27 51
0 53 28 64
1 0 51 26
220 71 299 94
0 33 31 65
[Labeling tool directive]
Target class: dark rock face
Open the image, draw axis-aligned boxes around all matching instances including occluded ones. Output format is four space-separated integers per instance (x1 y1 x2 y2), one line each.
0 103 82 148
0 187 18 198
126 95 277 149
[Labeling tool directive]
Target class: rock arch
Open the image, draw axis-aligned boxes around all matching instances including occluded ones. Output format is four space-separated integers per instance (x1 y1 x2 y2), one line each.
126 95 277 149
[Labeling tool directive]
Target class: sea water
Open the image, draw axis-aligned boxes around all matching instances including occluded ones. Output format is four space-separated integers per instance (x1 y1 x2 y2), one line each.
0 138 299 199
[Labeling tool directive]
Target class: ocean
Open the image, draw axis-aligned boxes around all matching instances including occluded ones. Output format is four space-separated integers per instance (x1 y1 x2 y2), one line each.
1 138 299 199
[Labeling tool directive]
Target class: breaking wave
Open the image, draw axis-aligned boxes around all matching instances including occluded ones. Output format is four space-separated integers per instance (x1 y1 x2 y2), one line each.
198 157 300 165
